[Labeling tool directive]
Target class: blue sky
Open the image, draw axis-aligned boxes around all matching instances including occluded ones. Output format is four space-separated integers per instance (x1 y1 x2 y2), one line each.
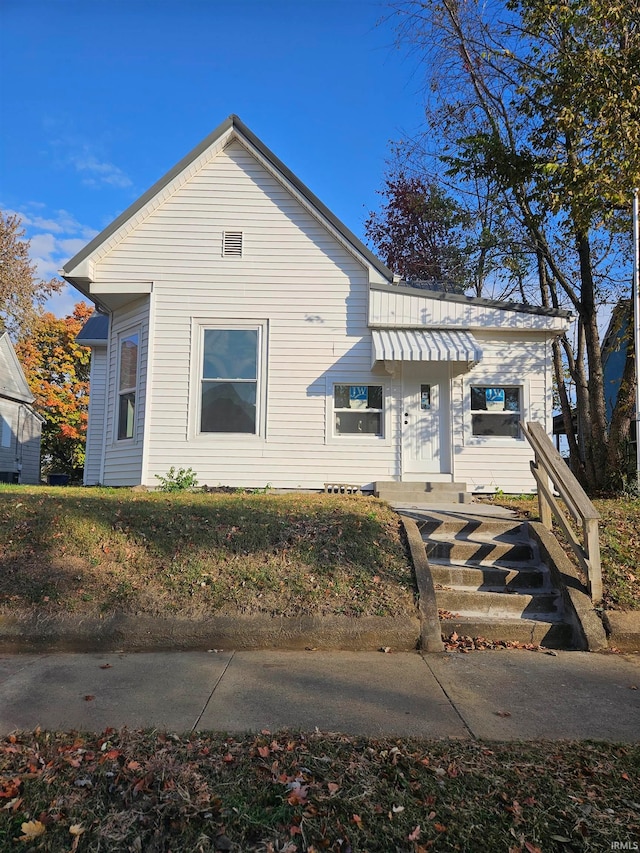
0 0 427 317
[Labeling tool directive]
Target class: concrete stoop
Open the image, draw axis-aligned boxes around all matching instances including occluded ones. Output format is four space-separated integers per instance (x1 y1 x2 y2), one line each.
414 511 574 648
375 481 472 505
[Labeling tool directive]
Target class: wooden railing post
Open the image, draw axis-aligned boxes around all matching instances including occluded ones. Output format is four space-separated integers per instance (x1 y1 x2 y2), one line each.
535 455 553 531
522 421 602 604
585 518 602 603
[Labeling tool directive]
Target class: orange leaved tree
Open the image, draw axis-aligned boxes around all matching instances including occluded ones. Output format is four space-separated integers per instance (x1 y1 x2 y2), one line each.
15 302 93 480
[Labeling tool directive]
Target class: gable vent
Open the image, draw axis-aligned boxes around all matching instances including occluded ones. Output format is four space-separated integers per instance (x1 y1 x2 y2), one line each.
223 230 243 257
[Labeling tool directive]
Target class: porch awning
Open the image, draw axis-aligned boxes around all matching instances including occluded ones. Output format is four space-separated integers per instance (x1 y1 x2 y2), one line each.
371 328 483 368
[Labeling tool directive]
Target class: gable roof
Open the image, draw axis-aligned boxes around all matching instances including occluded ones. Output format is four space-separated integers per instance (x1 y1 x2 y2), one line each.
62 114 394 286
0 331 34 404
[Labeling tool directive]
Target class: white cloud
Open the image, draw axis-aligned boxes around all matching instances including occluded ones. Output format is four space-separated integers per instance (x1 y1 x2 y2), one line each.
4 202 99 314
45 285 89 318
30 232 57 257
59 237 90 256
71 154 133 189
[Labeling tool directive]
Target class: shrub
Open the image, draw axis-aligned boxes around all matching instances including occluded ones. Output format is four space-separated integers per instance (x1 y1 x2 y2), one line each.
154 466 199 492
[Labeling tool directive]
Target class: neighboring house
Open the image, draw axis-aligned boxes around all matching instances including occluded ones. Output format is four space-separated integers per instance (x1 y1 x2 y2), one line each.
601 299 632 424
0 331 43 484
63 115 570 494
553 299 636 469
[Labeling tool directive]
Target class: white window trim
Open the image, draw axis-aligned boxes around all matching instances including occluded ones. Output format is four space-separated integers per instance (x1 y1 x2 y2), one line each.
189 319 268 442
325 375 392 446
463 375 529 446
114 326 141 444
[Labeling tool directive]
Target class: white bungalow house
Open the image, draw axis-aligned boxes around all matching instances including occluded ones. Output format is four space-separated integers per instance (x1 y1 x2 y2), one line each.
62 115 570 494
0 331 43 484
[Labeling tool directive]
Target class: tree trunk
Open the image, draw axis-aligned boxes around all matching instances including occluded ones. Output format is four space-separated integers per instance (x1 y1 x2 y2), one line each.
575 230 609 491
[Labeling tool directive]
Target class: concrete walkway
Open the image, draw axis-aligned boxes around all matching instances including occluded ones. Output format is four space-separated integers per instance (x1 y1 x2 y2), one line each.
1 649 638 741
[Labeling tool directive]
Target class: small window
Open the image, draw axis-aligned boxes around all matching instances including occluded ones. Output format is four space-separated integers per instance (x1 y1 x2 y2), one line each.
222 230 243 257
201 328 259 433
334 385 383 436
471 385 521 438
117 333 139 440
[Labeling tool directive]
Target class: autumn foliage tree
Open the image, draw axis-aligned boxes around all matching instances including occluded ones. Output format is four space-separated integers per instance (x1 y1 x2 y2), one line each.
0 210 61 339
15 303 93 479
389 0 640 492
365 174 470 290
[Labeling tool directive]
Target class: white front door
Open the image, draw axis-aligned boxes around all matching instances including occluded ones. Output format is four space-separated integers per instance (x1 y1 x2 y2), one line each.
402 365 450 475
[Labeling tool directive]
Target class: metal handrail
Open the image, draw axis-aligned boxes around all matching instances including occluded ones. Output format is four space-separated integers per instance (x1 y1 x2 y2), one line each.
522 421 602 603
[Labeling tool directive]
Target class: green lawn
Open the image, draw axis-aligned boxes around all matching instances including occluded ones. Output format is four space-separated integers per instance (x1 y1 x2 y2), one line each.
1 729 638 852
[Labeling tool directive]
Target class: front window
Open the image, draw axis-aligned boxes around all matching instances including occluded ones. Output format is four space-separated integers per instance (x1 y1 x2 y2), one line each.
117 333 138 440
334 384 383 436
201 328 259 433
471 385 521 438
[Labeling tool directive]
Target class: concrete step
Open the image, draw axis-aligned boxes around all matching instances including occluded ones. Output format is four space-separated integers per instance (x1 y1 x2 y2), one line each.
430 563 547 590
375 482 471 504
436 588 563 619
426 539 536 565
415 514 527 539
440 617 573 648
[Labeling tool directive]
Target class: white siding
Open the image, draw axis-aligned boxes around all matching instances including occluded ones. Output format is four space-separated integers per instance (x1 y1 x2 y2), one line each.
452 333 551 493
0 401 16 476
86 138 561 493
94 141 399 489
101 298 149 486
84 346 107 485
369 286 568 333
17 408 42 485
0 400 41 484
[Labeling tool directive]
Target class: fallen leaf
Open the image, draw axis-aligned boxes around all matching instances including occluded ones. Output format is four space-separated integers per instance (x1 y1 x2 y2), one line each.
352 813 363 828
287 782 308 806
495 710 512 717
524 842 543 853
434 822 447 832
18 820 46 841
258 745 270 758
84 695 95 702
380 646 392 653
69 824 85 836
99 664 112 669
408 825 421 841
327 782 340 794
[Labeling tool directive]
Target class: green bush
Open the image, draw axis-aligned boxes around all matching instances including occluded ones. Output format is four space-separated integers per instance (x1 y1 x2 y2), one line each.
154 466 199 492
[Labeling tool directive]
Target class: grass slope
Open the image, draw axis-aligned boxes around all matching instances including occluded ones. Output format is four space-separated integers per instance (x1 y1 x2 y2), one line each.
0 488 415 619
493 496 640 611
